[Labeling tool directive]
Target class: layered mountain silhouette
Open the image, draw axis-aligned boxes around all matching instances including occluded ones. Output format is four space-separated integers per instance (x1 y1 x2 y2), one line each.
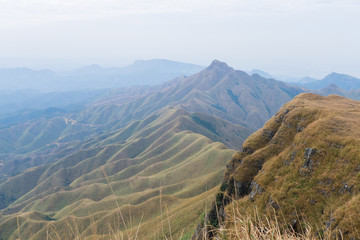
293 72 360 91
0 59 204 92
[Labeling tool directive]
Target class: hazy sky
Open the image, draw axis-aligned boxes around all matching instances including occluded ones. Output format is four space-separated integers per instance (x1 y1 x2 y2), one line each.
0 0 359 77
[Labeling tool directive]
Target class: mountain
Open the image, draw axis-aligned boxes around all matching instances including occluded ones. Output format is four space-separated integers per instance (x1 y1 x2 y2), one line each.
249 69 300 83
0 59 205 92
295 76 319 84
312 84 360 101
249 69 273 79
80 60 304 132
60 59 205 87
201 93 360 239
0 68 59 91
0 89 107 116
295 72 360 91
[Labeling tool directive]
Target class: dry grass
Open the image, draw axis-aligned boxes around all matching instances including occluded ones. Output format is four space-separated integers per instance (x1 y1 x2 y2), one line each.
38 204 346 240
214 202 345 240
35 175 346 240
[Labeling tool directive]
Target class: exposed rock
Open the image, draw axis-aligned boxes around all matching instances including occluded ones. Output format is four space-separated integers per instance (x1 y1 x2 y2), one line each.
242 146 254 154
268 196 280 210
303 147 317 169
275 108 289 123
338 183 354 195
226 158 241 171
249 181 264 201
326 214 335 229
262 129 276 141
318 178 333 186
297 125 305 132
284 151 297 166
227 177 251 198
330 142 344 149
316 188 328 196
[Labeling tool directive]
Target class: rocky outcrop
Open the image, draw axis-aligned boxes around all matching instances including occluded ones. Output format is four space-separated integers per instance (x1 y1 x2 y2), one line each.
303 147 317 169
249 181 264 201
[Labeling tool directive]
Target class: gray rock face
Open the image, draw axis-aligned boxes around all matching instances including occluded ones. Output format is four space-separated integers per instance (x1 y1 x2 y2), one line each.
326 214 335 229
262 129 276 141
284 151 297 166
249 181 264 201
338 183 354 194
268 196 280 210
297 125 305 132
242 147 254 154
303 147 317 169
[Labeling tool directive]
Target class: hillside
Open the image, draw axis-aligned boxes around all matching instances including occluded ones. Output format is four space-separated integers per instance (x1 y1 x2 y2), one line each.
202 93 360 239
0 106 251 239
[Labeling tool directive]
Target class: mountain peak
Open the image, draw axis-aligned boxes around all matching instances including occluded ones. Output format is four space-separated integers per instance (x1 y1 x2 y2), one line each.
208 59 232 71
325 72 343 78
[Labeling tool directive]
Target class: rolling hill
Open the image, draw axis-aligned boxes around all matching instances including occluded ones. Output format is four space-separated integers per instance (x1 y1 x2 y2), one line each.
0 107 248 239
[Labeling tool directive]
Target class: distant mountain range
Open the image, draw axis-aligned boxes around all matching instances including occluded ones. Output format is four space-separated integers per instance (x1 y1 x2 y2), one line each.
0 59 204 92
293 72 360 91
249 69 360 91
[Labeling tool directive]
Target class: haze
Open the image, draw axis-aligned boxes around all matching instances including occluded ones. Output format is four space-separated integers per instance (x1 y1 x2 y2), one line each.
0 0 359 78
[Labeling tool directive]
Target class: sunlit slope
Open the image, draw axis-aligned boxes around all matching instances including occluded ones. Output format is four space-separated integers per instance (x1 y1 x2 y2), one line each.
213 94 360 238
0 107 242 239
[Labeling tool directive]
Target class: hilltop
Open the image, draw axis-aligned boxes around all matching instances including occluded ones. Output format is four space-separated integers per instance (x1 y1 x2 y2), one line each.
203 93 360 239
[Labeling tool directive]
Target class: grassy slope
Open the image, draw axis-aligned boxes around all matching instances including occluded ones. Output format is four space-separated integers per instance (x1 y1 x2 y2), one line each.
0 107 242 239
217 93 360 238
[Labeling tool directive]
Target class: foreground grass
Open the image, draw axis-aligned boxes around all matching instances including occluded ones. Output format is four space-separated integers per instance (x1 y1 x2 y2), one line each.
9 167 347 240
214 207 344 240
41 207 345 240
